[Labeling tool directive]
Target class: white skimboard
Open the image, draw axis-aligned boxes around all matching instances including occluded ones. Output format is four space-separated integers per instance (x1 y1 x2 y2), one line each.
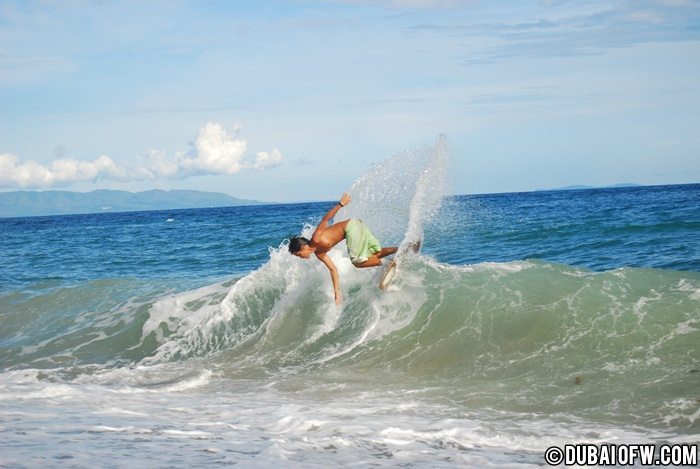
379 239 421 290
379 260 398 290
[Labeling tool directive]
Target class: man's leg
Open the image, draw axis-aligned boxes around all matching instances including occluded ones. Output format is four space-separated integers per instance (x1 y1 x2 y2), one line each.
353 247 397 268
353 255 383 268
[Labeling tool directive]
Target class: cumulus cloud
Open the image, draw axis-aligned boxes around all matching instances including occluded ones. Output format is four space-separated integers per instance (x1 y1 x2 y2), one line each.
253 148 283 171
0 123 282 189
189 122 248 175
0 153 129 188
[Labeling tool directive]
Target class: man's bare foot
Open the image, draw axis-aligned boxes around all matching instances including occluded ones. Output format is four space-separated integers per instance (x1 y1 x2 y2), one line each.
407 239 422 253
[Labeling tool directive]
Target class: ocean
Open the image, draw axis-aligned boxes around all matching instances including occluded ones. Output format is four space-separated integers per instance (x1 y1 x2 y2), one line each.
1 140 699 467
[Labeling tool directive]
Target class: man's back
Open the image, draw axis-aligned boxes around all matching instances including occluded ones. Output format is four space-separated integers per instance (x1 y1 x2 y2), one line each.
311 219 350 254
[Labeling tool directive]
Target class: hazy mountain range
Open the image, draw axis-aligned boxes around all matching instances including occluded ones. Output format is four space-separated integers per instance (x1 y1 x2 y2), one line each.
0 189 266 218
0 184 649 218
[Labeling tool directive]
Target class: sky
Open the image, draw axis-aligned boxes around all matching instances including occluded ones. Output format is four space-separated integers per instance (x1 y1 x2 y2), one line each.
0 0 698 202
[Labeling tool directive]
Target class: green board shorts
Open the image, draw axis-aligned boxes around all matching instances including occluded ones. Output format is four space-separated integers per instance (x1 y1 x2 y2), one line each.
345 219 382 265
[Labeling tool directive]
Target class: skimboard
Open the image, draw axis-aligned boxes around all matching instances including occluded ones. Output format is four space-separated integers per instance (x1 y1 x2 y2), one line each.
379 239 421 290
379 260 398 290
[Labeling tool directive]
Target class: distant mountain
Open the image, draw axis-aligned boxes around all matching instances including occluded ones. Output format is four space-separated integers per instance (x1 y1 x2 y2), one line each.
0 189 267 218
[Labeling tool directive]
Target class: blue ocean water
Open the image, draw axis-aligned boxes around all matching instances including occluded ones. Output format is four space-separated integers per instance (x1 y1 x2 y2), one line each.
3 184 697 289
1 142 698 467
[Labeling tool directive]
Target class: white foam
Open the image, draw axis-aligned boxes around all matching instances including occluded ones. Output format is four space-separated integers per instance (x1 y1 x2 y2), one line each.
162 429 211 437
661 398 700 426
676 278 700 301
141 280 230 345
90 425 148 433
673 319 698 335
421 257 535 274
136 137 453 367
93 407 151 417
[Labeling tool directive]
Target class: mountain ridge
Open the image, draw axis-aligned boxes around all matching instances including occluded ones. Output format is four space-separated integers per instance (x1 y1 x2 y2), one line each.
0 189 267 218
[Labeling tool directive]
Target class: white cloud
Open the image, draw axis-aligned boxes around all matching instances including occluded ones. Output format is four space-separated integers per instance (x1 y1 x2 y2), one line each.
189 122 247 175
0 123 282 189
253 148 283 171
0 153 129 188
140 149 182 179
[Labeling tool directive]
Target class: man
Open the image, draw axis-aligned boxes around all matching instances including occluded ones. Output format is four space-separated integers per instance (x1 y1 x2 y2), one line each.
289 192 397 304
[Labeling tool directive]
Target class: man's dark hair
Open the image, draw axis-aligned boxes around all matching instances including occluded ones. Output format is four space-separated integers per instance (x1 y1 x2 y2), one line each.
289 236 310 254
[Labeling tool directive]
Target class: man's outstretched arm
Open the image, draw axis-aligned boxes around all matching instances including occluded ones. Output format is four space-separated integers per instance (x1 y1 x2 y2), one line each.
315 192 351 234
316 252 342 305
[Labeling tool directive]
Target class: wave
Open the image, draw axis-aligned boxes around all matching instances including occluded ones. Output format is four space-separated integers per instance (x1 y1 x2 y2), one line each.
4 254 697 429
2 137 698 431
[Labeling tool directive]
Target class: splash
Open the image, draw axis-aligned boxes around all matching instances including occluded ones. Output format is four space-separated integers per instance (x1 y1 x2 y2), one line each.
138 136 452 363
342 135 450 249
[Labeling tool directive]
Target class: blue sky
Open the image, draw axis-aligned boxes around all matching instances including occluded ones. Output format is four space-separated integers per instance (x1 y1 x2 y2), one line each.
1 0 698 202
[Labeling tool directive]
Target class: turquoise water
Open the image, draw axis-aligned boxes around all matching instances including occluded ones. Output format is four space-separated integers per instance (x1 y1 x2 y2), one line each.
1 143 699 467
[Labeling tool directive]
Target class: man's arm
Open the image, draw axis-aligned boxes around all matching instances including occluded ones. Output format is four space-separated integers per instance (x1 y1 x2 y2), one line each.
314 192 351 235
316 252 342 305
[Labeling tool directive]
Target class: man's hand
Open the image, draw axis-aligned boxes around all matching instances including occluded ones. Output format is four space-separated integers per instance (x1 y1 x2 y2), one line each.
340 192 351 207
317 252 342 306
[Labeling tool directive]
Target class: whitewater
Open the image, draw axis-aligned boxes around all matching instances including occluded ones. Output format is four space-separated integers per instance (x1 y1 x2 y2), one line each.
1 137 699 467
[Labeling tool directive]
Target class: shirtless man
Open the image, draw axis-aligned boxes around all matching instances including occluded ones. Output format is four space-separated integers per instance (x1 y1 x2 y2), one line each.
288 192 397 304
